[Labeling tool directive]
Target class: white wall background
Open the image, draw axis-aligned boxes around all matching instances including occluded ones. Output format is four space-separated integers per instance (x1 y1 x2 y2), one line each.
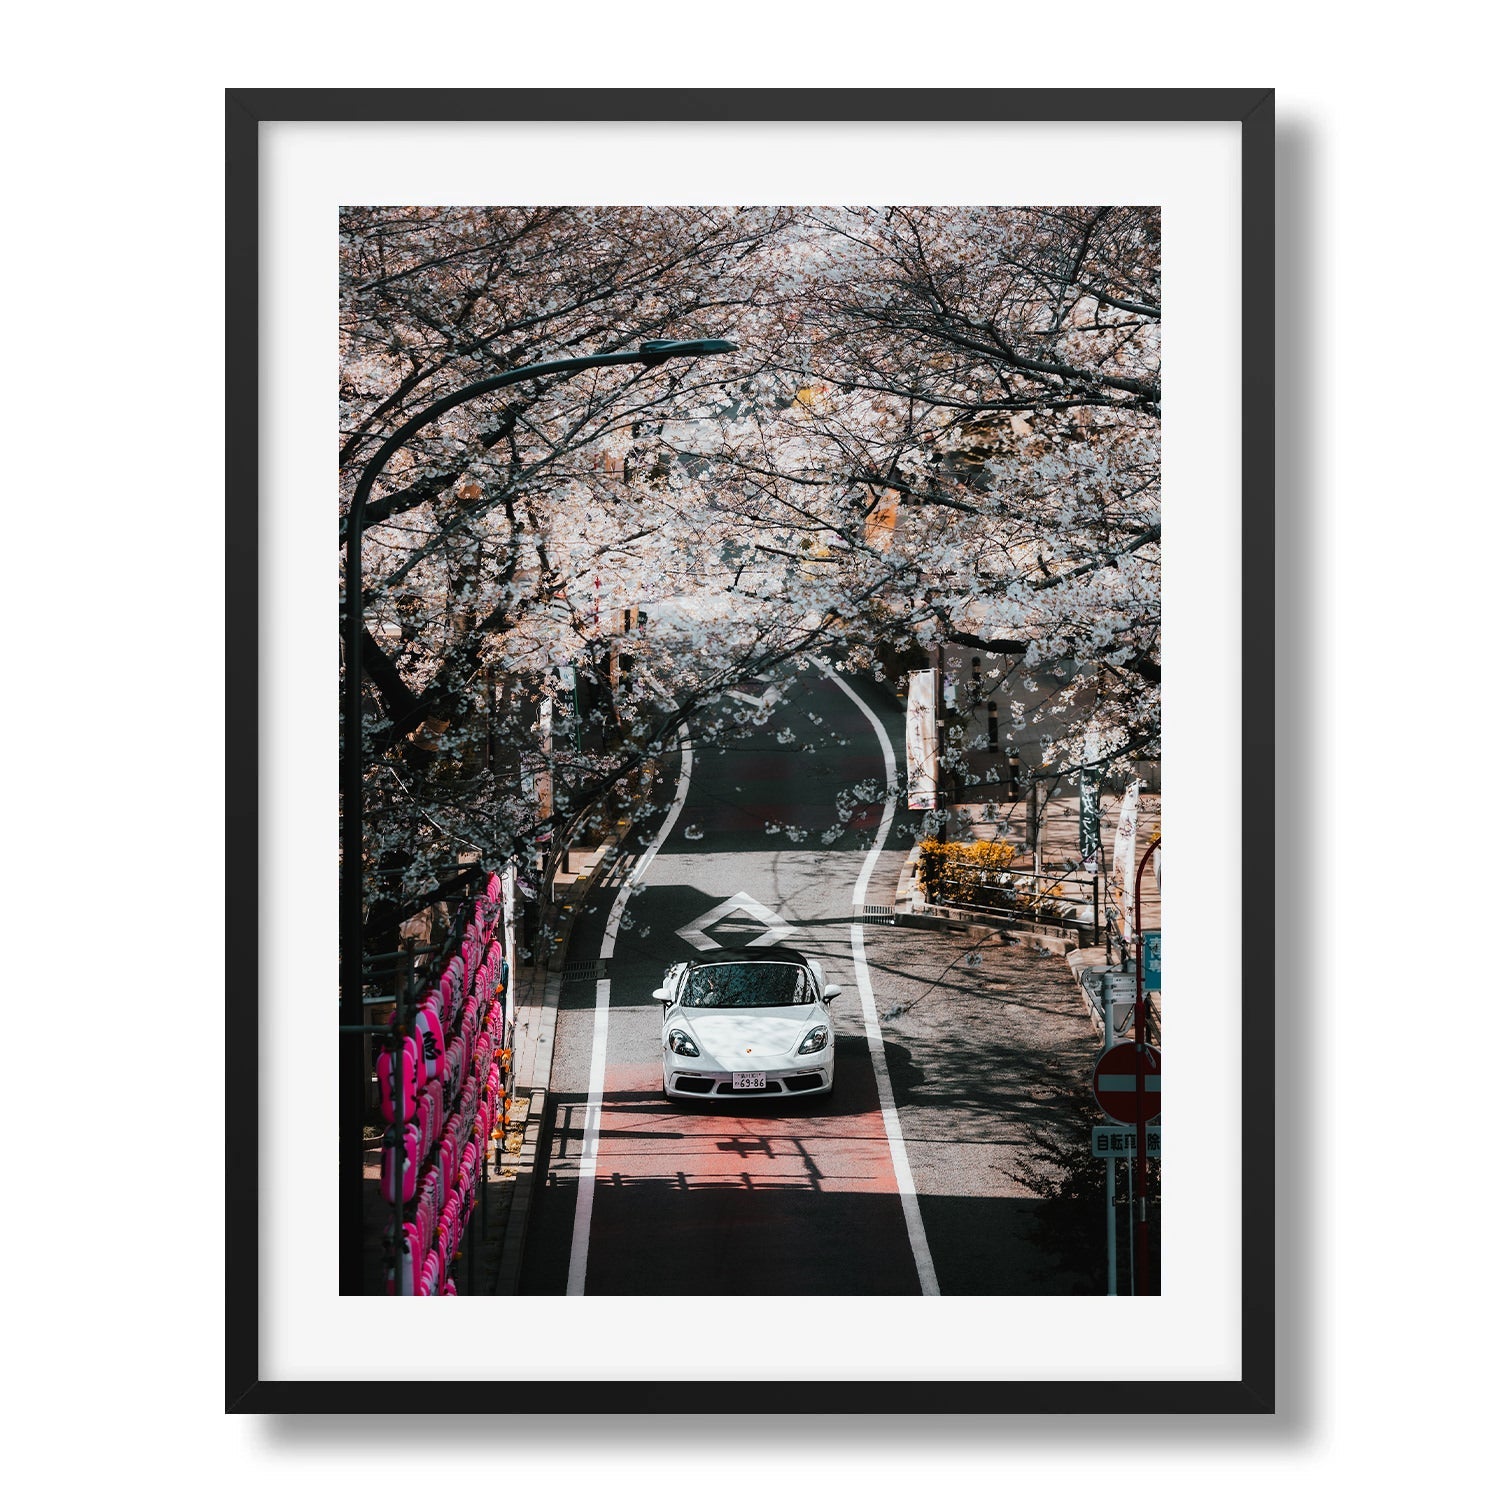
6 3 1489 1494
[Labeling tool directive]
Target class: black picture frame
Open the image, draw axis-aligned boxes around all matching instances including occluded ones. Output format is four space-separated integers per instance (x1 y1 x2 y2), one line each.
226 86 1274 1416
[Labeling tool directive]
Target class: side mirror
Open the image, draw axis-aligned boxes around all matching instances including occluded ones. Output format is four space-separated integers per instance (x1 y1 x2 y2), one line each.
823 984 841 1002
653 986 671 1003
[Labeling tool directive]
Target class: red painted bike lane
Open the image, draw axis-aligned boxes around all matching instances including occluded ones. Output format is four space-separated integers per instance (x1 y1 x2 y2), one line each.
580 1048 924 1295
553 664 927 1295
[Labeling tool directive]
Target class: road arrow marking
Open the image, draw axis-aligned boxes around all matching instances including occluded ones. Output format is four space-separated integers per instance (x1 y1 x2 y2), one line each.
725 682 781 711
675 890 795 951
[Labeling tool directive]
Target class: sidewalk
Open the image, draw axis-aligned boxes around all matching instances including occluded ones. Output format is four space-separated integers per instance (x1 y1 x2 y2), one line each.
487 817 632 1294
892 788 1163 1041
487 953 560 1294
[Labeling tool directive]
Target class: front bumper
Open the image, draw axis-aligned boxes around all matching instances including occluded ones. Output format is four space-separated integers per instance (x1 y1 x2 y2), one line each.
664 1053 834 1100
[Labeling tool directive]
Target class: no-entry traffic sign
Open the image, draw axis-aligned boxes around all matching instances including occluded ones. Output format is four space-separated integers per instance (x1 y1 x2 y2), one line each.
1091 1042 1161 1125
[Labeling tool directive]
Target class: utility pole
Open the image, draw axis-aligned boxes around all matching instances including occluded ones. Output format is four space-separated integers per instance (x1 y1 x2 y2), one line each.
1133 834 1162 1295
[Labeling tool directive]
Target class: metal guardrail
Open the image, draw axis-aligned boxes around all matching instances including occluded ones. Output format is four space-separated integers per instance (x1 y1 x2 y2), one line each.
921 857 1100 942
1079 964 1162 1046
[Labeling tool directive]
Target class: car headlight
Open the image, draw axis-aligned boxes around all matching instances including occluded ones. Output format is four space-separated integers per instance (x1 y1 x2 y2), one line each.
666 1028 700 1057
797 1024 830 1055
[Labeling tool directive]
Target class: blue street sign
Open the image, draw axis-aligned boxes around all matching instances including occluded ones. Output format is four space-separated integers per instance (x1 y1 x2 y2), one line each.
1142 928 1161 991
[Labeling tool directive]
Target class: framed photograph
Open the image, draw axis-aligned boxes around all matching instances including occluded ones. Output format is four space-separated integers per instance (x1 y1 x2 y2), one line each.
227 87 1273 1413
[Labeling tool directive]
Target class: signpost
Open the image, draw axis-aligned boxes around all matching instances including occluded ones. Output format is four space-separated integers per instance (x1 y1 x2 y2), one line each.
1095 1125 1160 1296
1094 832 1161 1296
1092 1067 1162 1297
1132 837 1160 1294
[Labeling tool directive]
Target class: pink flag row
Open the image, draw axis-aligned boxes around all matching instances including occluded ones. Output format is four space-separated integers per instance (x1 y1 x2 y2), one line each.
376 874 512 1294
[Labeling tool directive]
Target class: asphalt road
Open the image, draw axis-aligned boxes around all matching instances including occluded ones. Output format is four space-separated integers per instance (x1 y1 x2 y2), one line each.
517 661 1102 1296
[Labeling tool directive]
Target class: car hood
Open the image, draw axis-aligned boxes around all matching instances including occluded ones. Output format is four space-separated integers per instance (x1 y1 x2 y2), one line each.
673 1004 820 1060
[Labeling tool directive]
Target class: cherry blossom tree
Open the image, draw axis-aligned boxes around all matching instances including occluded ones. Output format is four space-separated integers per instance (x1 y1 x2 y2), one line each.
684 205 1162 790
342 205 836 931
340 203 1162 932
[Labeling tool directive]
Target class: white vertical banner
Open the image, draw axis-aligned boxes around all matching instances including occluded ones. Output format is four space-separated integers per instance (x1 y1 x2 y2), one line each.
501 861 518 1034
536 696 554 821
906 668 938 810
1111 778 1142 941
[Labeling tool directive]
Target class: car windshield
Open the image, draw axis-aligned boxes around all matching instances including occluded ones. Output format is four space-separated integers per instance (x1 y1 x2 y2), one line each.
681 962 812 1009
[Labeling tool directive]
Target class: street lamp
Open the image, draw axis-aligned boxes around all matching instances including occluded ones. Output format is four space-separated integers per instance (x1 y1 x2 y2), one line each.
341 339 736 1292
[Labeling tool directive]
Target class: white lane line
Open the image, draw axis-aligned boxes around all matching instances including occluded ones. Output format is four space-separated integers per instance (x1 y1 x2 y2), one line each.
818 662 941 1297
566 729 694 1296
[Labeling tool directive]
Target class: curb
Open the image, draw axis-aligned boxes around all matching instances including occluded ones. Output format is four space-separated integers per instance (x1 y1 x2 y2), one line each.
487 818 633 1296
490 962 562 1295
905 904 1082 954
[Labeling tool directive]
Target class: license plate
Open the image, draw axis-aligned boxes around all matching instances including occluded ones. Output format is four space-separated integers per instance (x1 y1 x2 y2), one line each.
732 1072 766 1090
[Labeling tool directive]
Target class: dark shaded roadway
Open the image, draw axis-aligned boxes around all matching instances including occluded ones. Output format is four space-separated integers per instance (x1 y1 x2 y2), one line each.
518 662 1103 1296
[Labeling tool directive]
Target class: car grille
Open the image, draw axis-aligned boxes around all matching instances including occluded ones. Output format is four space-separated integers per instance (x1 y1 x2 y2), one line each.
706 1072 826 1096
672 1072 827 1096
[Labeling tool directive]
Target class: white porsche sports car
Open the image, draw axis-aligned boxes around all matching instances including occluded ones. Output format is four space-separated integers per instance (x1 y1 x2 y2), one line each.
656 947 842 1101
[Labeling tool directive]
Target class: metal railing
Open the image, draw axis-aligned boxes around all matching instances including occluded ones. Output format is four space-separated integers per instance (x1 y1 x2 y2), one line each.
920 854 1100 943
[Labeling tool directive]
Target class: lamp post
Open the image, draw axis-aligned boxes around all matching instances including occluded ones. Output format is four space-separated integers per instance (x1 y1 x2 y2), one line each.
341 339 736 1292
